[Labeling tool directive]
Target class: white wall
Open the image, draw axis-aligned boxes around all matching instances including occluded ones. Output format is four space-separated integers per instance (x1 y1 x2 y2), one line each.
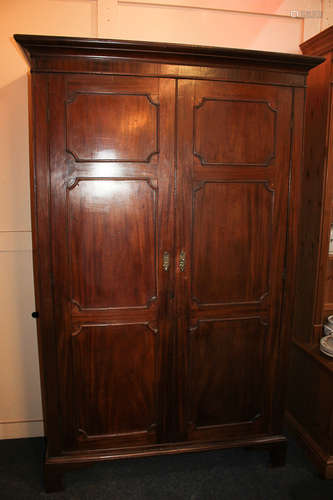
0 0 96 439
0 0 327 439
98 0 322 51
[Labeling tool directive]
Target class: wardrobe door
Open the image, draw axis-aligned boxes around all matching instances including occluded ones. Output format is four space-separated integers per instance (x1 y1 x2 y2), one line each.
176 79 293 442
47 75 176 451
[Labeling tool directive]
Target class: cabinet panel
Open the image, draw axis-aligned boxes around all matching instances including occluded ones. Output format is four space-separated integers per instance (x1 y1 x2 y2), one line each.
194 98 276 166
69 179 157 309
188 318 267 429
192 181 272 305
72 323 158 447
66 93 159 162
287 346 333 456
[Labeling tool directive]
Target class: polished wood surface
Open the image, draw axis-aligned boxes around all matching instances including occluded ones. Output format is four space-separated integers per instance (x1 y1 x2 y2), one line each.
188 318 267 428
14 33 320 72
73 323 157 448
175 77 295 447
70 179 157 309
67 93 158 162
286 26 333 479
193 98 276 166
14 34 321 491
47 74 175 452
192 182 272 304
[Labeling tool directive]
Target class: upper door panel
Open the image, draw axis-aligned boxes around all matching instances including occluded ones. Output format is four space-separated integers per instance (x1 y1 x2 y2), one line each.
192 180 272 306
66 92 159 163
193 97 276 166
70 178 157 309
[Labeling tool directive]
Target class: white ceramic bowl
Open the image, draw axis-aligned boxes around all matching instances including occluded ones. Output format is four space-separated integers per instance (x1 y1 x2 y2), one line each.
327 315 333 325
323 324 333 336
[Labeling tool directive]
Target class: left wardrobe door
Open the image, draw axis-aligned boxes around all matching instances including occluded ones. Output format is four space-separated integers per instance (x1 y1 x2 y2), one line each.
43 75 176 452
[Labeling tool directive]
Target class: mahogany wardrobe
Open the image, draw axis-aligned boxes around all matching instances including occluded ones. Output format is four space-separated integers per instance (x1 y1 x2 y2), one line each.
14 34 321 491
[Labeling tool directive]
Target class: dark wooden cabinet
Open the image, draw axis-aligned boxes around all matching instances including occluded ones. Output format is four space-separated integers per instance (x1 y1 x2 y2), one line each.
286 26 333 480
14 34 321 491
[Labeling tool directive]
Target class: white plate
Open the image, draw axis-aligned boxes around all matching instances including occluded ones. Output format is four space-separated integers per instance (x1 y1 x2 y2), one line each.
319 345 333 357
320 335 333 357
320 343 333 354
320 347 333 358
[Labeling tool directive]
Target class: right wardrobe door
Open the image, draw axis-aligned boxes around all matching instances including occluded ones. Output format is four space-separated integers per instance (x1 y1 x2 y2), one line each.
176 79 294 443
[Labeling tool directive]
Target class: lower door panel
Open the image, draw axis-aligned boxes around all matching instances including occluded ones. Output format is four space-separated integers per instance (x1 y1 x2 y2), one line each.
187 318 268 441
72 323 159 450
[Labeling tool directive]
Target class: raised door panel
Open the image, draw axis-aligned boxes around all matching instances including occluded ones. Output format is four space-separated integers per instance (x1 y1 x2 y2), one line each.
70 178 157 309
192 181 272 306
48 75 175 451
176 79 293 441
73 323 158 448
188 318 267 439
194 98 276 166
67 93 159 162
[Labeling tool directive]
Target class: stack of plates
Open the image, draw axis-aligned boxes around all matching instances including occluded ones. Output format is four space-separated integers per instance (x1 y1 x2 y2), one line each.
320 335 333 358
323 315 333 336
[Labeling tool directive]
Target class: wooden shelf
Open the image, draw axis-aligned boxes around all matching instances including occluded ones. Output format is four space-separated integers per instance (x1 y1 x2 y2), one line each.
292 339 333 374
310 344 333 372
